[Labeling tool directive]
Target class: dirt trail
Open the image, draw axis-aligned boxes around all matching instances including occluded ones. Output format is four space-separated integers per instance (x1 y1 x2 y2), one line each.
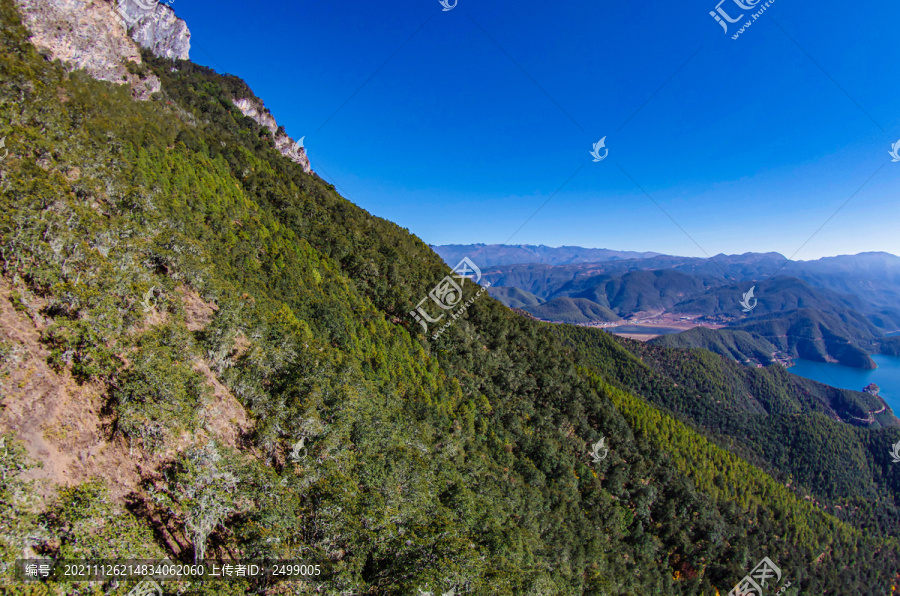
0 278 142 501
0 279 252 503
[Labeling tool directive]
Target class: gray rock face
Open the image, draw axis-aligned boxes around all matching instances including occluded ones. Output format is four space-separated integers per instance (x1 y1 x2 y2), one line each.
15 0 154 97
12 1 309 170
117 0 190 60
12 0 189 100
234 97 313 174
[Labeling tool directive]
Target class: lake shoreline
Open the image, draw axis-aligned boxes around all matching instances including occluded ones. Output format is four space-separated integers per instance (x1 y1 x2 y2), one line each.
787 355 900 414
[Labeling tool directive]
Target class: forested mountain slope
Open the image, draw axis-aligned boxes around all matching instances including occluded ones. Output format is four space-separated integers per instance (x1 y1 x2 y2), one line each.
556 324 900 532
649 326 779 366
732 308 880 369
0 2 899 595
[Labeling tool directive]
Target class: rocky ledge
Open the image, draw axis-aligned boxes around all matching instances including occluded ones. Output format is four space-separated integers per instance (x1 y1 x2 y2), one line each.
13 0 190 100
13 0 310 171
233 97 312 174
118 0 190 61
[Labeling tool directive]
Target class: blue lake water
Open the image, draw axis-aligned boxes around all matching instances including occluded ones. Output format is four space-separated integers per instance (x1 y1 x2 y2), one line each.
787 355 900 413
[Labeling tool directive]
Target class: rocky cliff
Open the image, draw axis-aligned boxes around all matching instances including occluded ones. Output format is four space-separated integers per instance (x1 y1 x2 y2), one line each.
13 0 165 99
118 0 190 60
12 0 311 170
233 97 312 174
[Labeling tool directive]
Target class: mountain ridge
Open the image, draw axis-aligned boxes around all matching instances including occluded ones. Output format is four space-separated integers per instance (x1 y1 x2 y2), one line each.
433 243 663 267
471 248 900 368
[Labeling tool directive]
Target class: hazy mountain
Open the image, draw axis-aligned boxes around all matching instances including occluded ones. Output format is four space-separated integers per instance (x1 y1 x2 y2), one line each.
481 260 712 301
555 269 710 314
478 250 900 368
485 286 544 308
520 297 622 324
668 276 869 318
475 250 900 314
433 243 662 267
781 252 900 325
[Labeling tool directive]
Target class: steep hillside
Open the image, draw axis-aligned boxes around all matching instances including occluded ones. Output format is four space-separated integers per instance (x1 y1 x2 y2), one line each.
555 325 900 522
734 308 878 369
669 276 868 318
521 297 621 324
881 336 900 356
649 327 779 366
486 285 544 309
1 2 900 595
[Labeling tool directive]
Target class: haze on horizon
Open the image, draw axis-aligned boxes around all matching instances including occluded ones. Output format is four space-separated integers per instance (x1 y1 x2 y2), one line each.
432 244 900 263
178 0 900 260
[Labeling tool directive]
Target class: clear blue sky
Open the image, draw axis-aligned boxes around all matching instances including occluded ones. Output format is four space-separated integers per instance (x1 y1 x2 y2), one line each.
173 0 900 259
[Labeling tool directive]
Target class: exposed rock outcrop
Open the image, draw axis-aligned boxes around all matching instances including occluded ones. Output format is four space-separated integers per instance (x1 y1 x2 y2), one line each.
13 1 310 169
117 0 190 60
14 0 157 98
13 0 189 100
233 97 312 174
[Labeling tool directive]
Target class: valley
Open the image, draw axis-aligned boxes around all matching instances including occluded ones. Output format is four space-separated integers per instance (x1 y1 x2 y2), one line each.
577 311 720 341
445 245 900 370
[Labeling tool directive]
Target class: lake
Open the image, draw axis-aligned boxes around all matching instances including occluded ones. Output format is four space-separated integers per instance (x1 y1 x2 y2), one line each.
788 355 900 413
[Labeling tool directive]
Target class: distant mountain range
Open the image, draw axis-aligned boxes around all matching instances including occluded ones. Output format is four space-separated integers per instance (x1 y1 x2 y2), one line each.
432 244 661 267
438 245 900 369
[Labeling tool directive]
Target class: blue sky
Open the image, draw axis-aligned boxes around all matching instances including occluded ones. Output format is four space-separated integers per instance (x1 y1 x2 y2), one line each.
174 0 900 259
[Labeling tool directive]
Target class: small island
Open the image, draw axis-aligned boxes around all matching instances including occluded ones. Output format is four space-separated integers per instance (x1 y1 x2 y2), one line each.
863 383 881 396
